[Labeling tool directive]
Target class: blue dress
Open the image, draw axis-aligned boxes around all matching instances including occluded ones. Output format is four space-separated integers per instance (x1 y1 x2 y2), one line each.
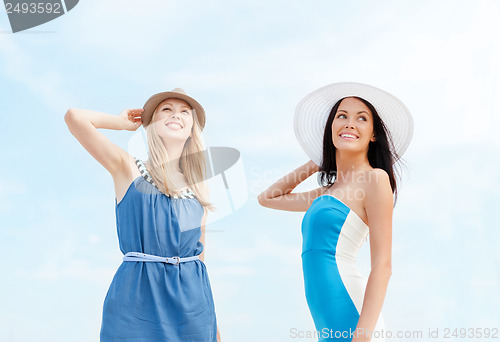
100 157 217 342
301 195 385 342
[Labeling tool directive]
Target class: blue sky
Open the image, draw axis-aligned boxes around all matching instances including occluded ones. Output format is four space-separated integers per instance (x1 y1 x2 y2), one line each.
1 0 499 341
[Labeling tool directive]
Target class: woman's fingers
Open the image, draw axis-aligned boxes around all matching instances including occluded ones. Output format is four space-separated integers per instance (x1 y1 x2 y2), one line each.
128 109 144 122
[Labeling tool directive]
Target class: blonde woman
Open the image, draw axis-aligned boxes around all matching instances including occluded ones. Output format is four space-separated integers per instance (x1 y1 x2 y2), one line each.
65 88 220 341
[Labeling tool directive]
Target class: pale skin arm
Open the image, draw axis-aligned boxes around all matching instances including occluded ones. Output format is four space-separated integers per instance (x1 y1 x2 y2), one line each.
257 160 324 212
353 169 393 342
64 107 143 179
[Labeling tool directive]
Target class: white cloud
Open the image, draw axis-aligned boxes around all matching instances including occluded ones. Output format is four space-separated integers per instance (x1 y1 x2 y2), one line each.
0 25 77 112
399 0 500 148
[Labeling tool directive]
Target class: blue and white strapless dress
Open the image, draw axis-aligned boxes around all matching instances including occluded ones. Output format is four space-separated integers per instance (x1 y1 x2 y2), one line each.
301 195 386 341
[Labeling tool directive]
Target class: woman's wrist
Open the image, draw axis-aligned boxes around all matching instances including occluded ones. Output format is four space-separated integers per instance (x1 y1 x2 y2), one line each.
297 160 319 181
305 159 320 174
90 111 127 130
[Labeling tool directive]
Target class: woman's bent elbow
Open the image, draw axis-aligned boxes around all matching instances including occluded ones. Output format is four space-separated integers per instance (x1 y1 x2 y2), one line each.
64 108 76 123
257 194 267 207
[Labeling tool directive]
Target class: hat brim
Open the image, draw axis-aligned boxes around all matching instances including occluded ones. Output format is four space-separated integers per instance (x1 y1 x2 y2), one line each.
141 91 205 129
294 82 414 166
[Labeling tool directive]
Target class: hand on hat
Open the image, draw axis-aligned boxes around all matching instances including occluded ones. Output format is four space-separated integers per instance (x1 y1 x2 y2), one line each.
119 108 143 131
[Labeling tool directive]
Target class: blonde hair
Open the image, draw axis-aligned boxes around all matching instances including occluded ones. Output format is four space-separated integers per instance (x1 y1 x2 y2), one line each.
144 102 216 212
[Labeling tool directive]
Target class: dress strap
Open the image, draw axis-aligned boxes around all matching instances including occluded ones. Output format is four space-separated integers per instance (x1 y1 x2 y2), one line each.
133 157 196 199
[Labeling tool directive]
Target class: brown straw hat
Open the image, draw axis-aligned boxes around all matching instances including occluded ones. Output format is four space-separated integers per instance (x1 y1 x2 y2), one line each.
141 88 206 129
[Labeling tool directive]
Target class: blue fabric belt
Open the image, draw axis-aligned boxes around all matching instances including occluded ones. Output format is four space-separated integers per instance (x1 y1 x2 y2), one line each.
123 252 199 265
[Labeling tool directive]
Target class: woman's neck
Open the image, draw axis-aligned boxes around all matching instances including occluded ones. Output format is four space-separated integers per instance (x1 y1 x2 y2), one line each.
334 151 372 184
165 143 184 166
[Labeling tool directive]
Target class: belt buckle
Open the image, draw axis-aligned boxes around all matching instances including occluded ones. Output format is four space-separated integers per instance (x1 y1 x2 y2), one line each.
171 256 180 265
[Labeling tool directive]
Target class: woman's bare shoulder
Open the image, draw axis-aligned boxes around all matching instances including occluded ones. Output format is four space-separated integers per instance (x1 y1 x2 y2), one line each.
364 168 391 200
366 168 389 182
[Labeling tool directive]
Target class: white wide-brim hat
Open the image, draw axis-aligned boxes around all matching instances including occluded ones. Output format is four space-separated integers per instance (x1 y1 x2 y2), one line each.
294 82 414 166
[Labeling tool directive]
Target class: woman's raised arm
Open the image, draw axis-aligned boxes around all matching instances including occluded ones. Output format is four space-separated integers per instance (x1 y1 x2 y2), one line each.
64 108 143 178
257 160 324 212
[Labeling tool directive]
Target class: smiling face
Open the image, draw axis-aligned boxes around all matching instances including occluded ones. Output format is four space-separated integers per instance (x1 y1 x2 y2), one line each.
331 97 376 154
152 98 194 143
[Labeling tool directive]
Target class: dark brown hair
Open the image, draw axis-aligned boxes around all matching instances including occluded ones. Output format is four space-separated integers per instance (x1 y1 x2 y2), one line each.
318 96 404 206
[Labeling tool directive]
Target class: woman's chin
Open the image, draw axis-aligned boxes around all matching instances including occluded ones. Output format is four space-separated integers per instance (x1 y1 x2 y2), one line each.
160 133 190 144
333 143 369 154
